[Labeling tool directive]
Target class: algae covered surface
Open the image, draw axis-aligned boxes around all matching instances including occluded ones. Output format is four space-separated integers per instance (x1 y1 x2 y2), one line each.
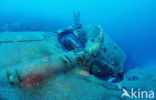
0 26 155 100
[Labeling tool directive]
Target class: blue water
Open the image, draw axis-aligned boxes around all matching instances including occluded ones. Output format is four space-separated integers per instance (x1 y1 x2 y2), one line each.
0 0 156 70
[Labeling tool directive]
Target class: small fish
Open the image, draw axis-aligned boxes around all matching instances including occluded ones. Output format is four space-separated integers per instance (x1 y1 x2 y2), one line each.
108 77 116 82
75 70 90 76
42 56 50 62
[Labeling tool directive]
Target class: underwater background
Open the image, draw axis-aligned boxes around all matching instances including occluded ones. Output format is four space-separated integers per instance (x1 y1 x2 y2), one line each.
0 1 156 100
0 0 156 71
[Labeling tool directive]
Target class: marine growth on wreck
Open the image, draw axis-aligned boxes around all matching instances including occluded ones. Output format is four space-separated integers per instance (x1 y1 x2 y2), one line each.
0 10 155 100
0 12 127 100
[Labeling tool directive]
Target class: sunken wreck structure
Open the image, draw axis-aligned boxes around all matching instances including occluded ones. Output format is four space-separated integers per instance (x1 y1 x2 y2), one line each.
0 12 127 100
